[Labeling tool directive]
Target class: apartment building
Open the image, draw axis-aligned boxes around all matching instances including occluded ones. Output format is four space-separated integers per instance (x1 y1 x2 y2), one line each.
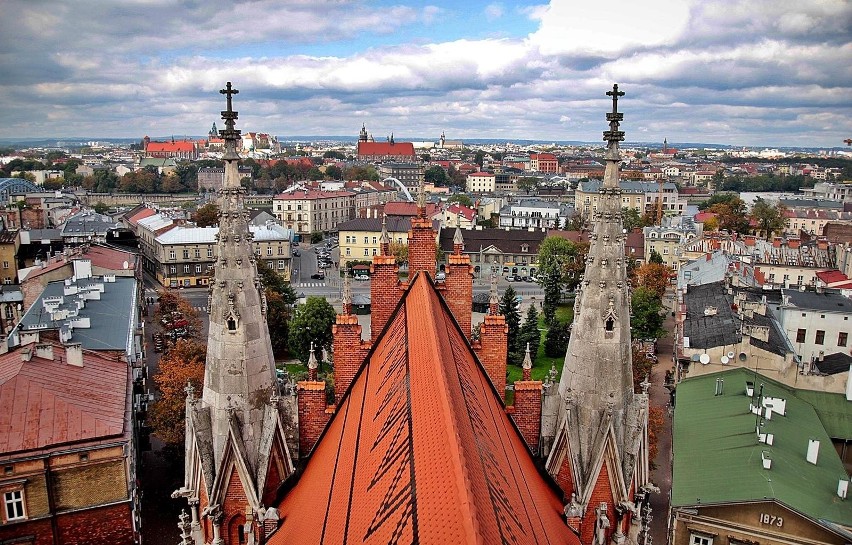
498 199 568 230
272 189 356 236
575 179 686 216
466 172 496 193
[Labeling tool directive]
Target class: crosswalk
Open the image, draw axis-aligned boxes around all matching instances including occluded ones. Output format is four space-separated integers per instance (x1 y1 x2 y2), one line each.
295 282 327 288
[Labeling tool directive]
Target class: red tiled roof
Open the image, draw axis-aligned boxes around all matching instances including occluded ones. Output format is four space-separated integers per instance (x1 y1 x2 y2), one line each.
468 171 494 177
128 207 157 225
271 274 577 545
815 270 848 284
273 190 354 200
694 211 717 223
146 141 195 153
357 141 416 157
446 203 476 221
383 201 441 217
0 344 128 456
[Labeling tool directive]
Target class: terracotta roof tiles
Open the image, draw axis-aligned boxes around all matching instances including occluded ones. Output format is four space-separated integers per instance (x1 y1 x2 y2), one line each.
271 273 577 545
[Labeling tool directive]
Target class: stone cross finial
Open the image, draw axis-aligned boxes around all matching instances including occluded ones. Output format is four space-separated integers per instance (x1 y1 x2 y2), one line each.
341 269 352 315
522 342 532 381
489 274 499 314
603 84 626 146
220 82 239 114
307 341 318 381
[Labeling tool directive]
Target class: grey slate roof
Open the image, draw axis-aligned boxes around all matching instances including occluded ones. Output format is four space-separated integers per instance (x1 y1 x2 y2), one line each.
16 276 137 352
438 227 546 255
782 289 852 313
812 352 852 376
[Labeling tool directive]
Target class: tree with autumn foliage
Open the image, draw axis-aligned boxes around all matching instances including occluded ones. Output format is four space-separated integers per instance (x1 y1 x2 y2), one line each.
634 262 670 299
148 339 206 445
632 345 656 392
156 289 201 338
647 405 665 467
194 203 219 227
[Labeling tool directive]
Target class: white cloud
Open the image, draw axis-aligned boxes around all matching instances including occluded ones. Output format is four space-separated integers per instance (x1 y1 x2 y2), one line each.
485 3 504 21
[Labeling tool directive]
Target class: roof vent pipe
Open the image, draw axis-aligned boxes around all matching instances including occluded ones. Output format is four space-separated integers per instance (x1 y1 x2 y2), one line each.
839 479 849 499
807 439 820 465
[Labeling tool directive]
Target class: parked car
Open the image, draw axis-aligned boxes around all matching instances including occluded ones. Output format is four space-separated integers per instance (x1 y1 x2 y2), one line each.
506 275 517 282
310 272 325 280
292 249 301 257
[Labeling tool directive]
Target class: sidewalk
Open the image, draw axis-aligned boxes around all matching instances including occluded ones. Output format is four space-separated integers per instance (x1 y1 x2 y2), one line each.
648 304 676 545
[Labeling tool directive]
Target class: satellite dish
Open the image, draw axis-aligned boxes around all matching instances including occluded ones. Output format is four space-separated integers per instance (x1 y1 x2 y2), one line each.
699 354 711 365
721 355 730 365
727 351 735 359
739 352 748 362
690 354 700 362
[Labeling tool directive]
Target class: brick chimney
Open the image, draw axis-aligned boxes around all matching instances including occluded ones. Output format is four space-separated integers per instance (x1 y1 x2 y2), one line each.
408 179 436 278
297 343 330 458
511 343 543 454
474 277 508 402
445 226 473 338
333 273 371 403
371 218 402 342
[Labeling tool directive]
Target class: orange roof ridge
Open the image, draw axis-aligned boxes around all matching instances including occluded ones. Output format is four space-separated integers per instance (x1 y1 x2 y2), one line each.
269 273 578 544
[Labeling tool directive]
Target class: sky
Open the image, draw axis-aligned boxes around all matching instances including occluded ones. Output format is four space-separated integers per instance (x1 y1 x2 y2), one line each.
0 0 850 147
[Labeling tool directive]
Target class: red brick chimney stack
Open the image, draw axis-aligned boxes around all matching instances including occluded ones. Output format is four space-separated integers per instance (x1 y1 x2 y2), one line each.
408 177 436 278
333 272 371 402
297 341 330 457
445 225 473 338
370 218 401 342
511 343 543 454
475 275 508 402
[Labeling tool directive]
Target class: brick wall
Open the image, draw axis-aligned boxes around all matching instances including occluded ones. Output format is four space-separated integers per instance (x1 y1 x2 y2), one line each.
297 380 330 457
57 501 135 545
554 454 574 500
53 459 128 510
332 315 371 403
445 255 473 338
223 465 248 545
475 315 508 401
511 381 542 454
407 218 436 278
580 461 616 545
370 255 401 342
0 516 54 545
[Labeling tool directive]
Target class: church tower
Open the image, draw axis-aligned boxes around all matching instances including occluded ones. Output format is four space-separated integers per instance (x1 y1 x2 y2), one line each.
358 123 368 143
545 85 652 544
176 83 294 545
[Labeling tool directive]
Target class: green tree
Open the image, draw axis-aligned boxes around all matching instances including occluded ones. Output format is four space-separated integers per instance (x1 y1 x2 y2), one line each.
648 249 664 264
447 194 473 207
323 150 346 160
194 203 219 227
325 165 343 180
544 318 570 357
698 193 740 211
750 198 787 238
343 165 379 181
537 236 581 326
622 207 643 231
631 287 665 339
288 296 337 364
708 197 750 234
474 150 486 168
257 265 298 303
517 305 541 364
517 177 539 194
93 201 109 214
425 165 450 187
499 286 521 364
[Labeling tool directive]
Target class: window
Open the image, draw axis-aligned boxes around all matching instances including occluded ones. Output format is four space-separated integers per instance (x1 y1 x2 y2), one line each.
207 248 213 258
195 264 202 274
364 236 369 244
689 534 712 545
278 246 284 255
4 489 25 521
4 306 12 320
169 250 176 260
796 328 806 343
364 249 370 256
183 249 189 259
346 248 351 256
267 261 274 269
1 261 7 269
170 265 177 274
815 330 825 345
183 265 190 273
372 248 377 256
194 248 201 258
839 332 848 347
267 247 273 256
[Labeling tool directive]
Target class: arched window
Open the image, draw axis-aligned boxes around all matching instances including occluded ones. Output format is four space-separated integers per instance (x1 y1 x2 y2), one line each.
605 316 614 331
227 316 237 331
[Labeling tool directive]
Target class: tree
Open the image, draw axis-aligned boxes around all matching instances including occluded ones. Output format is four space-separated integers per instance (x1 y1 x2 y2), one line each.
325 165 343 180
648 249 664 264
631 345 656 393
544 318 570 357
750 198 787 238
648 406 665 467
517 177 539 194
630 287 665 339
635 262 670 299
148 339 206 445
537 236 581 326
517 305 541 364
425 165 450 187
622 207 643 231
323 150 346 160
288 296 337 364
257 265 297 303
474 150 486 168
257 265 298 358
343 165 379 181
194 203 219 227
93 201 109 214
708 196 750 234
389 241 408 266
448 194 473 207
156 289 202 338
698 193 740 211
498 286 521 364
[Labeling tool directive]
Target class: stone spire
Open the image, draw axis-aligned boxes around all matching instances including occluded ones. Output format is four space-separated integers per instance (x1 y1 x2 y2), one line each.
453 224 464 255
489 274 499 314
359 123 368 143
341 269 352 316
416 175 426 217
379 214 390 256
522 342 532 381
307 341 318 381
545 85 649 544
182 83 293 545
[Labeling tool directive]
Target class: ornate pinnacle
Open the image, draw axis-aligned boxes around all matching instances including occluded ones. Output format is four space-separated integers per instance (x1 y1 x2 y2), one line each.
417 176 426 217
453 224 464 255
342 270 352 315
489 275 499 314
184 381 195 401
307 341 318 381
603 84 626 148
219 82 242 161
178 510 193 544
522 342 532 381
379 214 390 252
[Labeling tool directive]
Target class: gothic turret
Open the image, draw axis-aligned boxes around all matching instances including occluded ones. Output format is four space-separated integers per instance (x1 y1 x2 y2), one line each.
544 85 651 544
179 83 294 545
358 123 367 143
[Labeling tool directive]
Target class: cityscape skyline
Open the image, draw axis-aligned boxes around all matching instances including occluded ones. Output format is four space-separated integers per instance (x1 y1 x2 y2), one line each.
1 0 850 148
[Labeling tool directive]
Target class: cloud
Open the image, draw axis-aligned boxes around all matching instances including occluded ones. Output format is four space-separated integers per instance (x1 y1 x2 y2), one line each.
0 0 849 147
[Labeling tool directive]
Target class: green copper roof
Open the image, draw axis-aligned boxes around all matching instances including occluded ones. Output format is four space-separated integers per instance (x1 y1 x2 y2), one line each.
672 368 852 526
796 389 852 441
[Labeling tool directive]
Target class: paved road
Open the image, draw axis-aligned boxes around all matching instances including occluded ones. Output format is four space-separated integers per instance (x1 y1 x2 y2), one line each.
649 295 676 545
